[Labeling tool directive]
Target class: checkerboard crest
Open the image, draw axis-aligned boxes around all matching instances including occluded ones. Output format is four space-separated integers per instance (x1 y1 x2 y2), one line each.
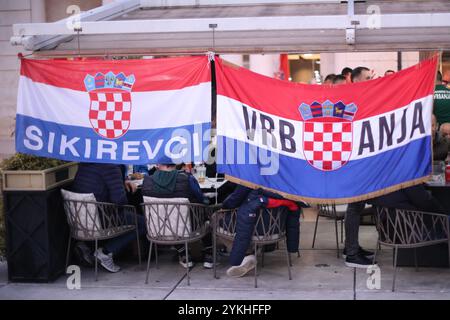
299 100 357 171
84 72 135 139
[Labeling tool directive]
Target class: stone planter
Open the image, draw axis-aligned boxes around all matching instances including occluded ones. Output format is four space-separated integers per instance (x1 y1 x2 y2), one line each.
2 162 78 191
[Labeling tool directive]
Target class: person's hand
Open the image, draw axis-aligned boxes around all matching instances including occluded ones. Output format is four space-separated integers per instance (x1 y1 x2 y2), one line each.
125 180 137 193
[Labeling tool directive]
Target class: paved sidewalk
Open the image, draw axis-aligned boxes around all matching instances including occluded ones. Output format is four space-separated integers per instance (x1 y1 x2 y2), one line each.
1 220 450 300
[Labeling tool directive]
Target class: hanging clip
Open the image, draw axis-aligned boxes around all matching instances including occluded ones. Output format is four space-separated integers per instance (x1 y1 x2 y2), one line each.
207 51 215 62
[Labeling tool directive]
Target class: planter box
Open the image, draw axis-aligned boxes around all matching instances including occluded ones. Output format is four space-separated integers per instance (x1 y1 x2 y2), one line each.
2 163 78 191
3 184 71 282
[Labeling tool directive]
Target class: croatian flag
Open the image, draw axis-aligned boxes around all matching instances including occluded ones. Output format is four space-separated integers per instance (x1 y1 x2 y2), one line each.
215 57 437 203
16 56 212 164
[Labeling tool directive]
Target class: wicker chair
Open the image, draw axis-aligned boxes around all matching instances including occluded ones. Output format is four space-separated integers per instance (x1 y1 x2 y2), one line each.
373 206 450 291
141 197 210 285
212 207 292 288
62 198 142 281
312 204 345 258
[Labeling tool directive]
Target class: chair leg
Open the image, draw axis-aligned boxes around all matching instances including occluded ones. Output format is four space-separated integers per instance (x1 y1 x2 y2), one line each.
254 243 258 288
297 249 300 258
340 219 344 243
261 250 265 268
414 248 419 272
155 244 159 269
392 246 398 292
65 236 72 270
213 229 218 279
94 239 98 282
334 219 340 259
312 214 320 248
448 239 450 268
372 241 379 265
145 241 153 284
285 240 292 280
185 242 190 286
135 228 141 266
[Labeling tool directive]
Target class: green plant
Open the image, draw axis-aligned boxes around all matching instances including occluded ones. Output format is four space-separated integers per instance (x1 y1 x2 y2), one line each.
0 153 67 171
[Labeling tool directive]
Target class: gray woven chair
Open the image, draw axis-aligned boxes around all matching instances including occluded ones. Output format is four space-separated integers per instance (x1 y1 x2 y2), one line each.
312 204 345 258
212 207 292 288
373 206 450 291
141 198 210 285
62 199 141 281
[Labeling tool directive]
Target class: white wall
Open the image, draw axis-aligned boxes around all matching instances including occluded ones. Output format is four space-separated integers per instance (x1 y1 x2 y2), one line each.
0 0 39 159
249 54 279 77
220 54 244 67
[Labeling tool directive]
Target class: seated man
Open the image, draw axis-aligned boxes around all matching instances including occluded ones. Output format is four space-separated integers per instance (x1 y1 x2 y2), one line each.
344 184 445 268
141 163 212 268
221 185 301 277
439 122 450 140
432 115 450 161
71 162 146 273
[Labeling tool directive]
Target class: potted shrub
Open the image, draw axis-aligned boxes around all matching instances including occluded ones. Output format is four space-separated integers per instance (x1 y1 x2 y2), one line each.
1 154 77 282
1 153 77 191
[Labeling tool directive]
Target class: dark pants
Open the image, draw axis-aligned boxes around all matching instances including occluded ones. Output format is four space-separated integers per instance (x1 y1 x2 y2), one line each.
344 201 366 257
229 208 299 266
104 213 146 256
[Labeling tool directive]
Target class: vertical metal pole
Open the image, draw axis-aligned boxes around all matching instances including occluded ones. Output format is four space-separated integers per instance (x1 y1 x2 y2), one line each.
209 24 217 51
75 27 82 57
397 51 402 71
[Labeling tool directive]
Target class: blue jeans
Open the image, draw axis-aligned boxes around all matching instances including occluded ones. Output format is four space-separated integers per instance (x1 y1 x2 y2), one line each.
104 213 146 256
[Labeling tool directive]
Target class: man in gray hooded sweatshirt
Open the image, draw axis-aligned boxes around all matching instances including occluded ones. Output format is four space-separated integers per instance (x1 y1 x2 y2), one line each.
141 163 212 268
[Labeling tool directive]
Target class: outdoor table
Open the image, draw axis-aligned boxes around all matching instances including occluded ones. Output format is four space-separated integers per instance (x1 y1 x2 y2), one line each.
197 177 228 205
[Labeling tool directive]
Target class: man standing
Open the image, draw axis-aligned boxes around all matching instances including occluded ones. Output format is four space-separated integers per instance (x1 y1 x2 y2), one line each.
432 115 450 161
351 67 372 83
434 71 450 125
343 66 377 268
341 67 353 83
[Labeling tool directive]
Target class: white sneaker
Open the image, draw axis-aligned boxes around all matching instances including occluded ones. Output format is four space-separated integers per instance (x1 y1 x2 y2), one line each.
94 248 120 273
226 255 256 278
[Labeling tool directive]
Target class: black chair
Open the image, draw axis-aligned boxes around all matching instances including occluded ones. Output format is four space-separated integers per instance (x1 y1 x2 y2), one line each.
373 206 450 291
212 207 292 288
312 204 345 258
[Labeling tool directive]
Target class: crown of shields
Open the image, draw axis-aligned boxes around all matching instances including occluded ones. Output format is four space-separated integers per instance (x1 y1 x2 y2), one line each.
84 72 135 139
299 100 357 171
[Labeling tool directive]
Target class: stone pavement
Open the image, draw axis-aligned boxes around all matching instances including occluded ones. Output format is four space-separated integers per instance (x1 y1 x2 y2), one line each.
1 216 450 300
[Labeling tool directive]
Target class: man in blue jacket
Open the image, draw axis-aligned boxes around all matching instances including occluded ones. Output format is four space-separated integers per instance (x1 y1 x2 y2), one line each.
71 163 146 273
221 185 301 277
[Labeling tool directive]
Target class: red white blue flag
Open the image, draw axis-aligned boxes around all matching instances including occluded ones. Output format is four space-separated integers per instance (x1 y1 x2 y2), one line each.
16 56 212 164
215 57 438 203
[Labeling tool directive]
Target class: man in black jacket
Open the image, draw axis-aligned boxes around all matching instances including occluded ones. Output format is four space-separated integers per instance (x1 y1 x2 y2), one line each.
344 184 445 268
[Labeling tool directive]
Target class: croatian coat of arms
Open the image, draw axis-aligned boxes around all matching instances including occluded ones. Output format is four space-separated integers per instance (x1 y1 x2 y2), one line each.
299 100 357 171
84 71 135 139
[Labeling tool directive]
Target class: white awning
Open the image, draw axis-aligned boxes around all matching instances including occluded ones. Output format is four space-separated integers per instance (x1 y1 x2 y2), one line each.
10 0 450 56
